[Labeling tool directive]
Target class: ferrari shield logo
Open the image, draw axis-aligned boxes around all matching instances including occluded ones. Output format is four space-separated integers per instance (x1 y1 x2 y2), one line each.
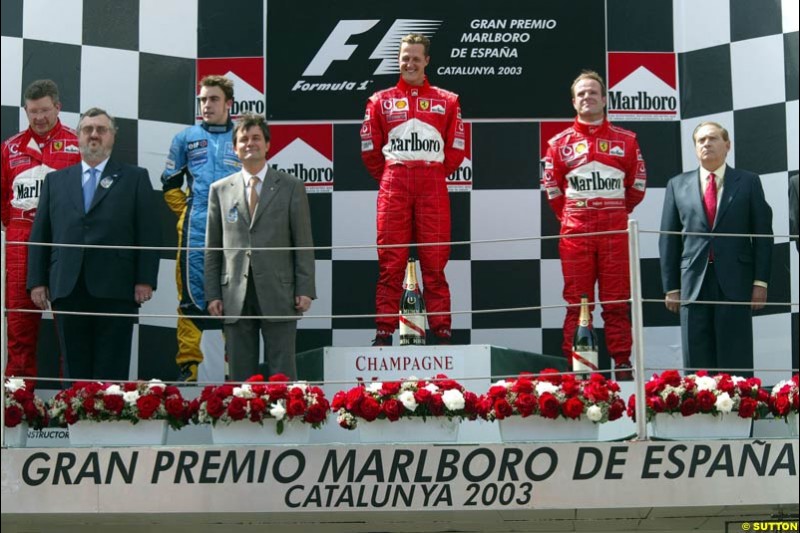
53 141 63 151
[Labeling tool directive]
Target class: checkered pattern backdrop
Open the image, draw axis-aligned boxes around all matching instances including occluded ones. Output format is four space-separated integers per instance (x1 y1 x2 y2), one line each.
1 0 797 385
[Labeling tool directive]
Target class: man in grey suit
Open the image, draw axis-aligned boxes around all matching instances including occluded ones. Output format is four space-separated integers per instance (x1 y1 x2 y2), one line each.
205 113 315 381
659 122 773 375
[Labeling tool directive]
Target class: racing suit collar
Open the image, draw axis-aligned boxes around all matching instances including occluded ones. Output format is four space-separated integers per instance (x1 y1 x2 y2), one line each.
29 119 64 145
396 76 431 93
573 117 609 137
201 118 234 133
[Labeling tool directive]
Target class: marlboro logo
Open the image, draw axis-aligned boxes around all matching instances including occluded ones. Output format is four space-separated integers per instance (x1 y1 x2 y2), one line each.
607 52 679 121
268 124 334 193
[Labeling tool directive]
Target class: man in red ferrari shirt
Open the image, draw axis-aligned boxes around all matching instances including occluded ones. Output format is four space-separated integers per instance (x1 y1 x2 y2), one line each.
1 79 80 382
541 70 647 380
361 33 465 346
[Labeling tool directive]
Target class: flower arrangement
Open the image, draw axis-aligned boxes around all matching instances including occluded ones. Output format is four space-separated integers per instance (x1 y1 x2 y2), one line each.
626 370 771 421
49 379 190 429
769 374 799 420
189 374 329 433
331 374 480 430
4 378 49 429
478 370 626 423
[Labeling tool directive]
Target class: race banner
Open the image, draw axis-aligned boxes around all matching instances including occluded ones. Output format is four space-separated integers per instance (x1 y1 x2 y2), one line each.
607 52 679 121
266 0 605 120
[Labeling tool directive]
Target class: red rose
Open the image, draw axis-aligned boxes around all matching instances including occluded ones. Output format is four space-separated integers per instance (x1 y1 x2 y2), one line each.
537 368 562 385
269 373 290 383
380 381 401 396
305 401 328 424
493 398 513 420
538 393 561 419
5 405 23 427
13 388 33 403
246 374 265 383
664 392 681 410
563 397 584 419
561 378 580 397
660 370 682 387
205 396 225 418
463 391 479 416
103 395 125 415
737 397 757 419
216 384 235 398
381 399 403 421
428 395 445 416
487 385 508 399
773 395 791 416
511 379 534 395
288 387 305 400
696 390 716 412
82 397 98 415
249 398 267 417
414 388 433 406
514 393 536 417
331 391 347 411
583 383 609 403
608 398 625 421
137 395 162 419
65 407 79 425
627 394 637 420
680 397 697 416
359 397 380 421
165 397 187 420
286 399 307 418
345 388 365 410
647 396 665 413
227 397 247 420
165 385 181 397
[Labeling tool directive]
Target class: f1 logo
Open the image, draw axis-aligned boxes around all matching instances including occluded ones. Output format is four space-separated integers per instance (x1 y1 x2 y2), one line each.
302 19 442 77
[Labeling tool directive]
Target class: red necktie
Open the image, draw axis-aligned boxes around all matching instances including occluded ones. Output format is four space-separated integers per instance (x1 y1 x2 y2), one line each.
703 173 717 227
704 173 717 261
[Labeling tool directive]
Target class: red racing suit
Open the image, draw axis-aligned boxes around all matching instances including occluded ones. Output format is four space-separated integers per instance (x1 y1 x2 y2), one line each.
1 120 80 380
542 119 646 365
361 77 465 337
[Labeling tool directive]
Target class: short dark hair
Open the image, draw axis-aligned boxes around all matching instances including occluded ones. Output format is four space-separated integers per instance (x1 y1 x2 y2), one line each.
233 113 270 144
400 33 431 56
570 70 606 98
78 107 117 132
199 75 234 102
23 79 61 106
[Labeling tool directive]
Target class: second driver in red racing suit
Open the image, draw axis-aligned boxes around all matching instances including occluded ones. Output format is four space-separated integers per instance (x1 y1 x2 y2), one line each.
361 34 465 345
542 71 647 377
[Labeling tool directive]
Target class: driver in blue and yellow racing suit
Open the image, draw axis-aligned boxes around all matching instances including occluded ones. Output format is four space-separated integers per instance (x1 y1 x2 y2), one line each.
162 75 240 381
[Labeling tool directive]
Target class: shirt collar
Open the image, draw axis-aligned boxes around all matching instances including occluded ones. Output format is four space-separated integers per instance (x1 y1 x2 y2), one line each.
700 163 726 186
82 157 110 176
242 164 268 183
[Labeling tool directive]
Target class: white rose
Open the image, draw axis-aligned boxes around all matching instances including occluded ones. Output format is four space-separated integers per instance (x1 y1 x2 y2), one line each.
123 391 140 404
147 379 165 390
367 382 383 394
424 383 439 394
586 405 603 422
715 392 734 413
5 378 26 392
401 378 419 391
270 402 287 421
398 390 418 412
292 382 308 393
104 385 124 396
535 382 558 396
441 389 465 411
695 376 717 391
233 385 252 398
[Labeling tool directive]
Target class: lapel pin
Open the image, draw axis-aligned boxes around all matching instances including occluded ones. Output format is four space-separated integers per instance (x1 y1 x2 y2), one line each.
100 177 114 188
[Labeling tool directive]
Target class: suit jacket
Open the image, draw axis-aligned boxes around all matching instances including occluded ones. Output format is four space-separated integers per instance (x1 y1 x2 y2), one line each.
204 167 316 324
659 165 773 302
27 159 160 301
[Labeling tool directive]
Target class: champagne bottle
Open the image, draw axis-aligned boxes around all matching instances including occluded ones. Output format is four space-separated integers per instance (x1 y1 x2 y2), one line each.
399 258 426 346
572 294 598 375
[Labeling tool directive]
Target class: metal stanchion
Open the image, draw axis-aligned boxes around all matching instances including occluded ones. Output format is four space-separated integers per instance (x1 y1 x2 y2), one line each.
628 219 647 440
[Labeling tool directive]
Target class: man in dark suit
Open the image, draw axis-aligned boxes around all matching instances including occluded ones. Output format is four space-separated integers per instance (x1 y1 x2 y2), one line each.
27 107 160 381
659 121 773 374
205 113 315 381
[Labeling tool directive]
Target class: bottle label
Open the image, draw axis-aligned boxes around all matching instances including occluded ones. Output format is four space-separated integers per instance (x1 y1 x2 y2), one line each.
399 314 425 338
572 350 598 372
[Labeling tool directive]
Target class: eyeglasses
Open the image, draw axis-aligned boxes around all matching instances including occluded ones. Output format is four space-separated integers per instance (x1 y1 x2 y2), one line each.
80 125 111 135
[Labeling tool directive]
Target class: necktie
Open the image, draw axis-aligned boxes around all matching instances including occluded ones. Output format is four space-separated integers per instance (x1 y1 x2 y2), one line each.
703 173 717 227
84 167 99 212
249 176 259 218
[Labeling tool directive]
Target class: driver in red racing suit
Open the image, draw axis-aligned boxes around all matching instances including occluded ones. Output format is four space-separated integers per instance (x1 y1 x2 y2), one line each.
1 80 80 383
361 33 465 345
542 71 647 380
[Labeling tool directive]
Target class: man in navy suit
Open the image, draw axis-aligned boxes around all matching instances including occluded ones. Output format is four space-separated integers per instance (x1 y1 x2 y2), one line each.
659 122 773 374
27 107 160 381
